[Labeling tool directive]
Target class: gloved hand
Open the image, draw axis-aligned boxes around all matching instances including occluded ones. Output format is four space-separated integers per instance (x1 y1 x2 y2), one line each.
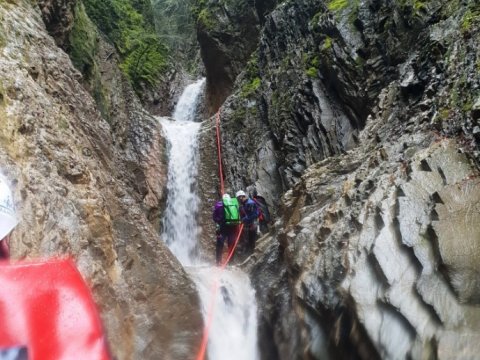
215 224 221 235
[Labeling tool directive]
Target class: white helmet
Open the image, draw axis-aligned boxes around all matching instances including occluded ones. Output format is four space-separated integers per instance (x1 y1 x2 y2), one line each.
222 193 231 200
0 174 17 239
235 190 246 198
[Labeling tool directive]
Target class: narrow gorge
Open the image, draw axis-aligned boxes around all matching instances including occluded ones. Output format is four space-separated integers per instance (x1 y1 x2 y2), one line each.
0 0 479 359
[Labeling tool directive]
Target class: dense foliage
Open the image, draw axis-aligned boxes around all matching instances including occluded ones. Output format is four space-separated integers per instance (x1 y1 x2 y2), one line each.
151 0 197 67
82 0 169 89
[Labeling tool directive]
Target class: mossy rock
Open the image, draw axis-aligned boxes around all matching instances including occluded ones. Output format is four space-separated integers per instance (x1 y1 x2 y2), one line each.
461 6 480 34
197 8 216 30
69 1 99 78
241 77 261 97
82 0 169 90
327 0 349 12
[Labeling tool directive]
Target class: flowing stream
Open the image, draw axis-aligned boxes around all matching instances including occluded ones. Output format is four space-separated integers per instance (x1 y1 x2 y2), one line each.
160 78 259 360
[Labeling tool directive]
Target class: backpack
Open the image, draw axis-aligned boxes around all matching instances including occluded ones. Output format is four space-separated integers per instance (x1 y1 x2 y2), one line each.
212 201 224 224
223 197 241 225
253 196 271 223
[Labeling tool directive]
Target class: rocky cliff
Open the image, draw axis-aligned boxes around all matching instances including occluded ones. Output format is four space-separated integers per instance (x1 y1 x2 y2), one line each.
197 0 480 358
0 1 202 358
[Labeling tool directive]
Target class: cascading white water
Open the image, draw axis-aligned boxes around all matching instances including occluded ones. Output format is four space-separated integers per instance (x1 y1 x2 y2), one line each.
161 78 204 265
160 79 259 360
192 268 259 359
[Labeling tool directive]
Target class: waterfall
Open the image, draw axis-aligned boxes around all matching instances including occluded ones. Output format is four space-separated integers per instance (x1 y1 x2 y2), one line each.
161 78 204 265
160 79 259 360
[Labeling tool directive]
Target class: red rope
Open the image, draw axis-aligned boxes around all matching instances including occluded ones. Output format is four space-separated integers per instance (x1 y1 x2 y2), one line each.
215 111 225 196
195 224 244 360
195 110 243 360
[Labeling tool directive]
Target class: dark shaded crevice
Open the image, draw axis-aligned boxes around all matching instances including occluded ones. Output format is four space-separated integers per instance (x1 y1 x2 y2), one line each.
425 225 459 300
431 191 444 204
374 207 385 231
437 167 447 185
420 159 432 171
425 225 441 265
377 301 417 341
412 285 443 326
392 218 423 275
396 186 406 197
367 253 390 289
330 295 382 360
298 293 381 360
257 315 281 360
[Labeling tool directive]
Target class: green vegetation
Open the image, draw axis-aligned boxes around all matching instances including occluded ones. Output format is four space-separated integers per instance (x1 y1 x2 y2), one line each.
82 0 168 90
69 2 98 77
413 0 426 11
241 77 261 97
327 0 348 12
240 52 261 97
323 36 332 51
304 53 320 78
325 0 360 31
151 0 197 62
306 67 317 78
461 6 480 33
68 3 110 120
398 0 429 15
440 0 460 18
438 108 450 121
197 8 216 30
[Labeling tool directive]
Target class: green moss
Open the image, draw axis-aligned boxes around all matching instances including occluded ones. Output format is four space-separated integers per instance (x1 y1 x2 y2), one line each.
197 8 215 30
241 77 261 97
399 0 430 15
438 108 450 120
323 36 332 51
69 2 98 77
303 54 320 78
83 0 168 90
240 51 261 97
441 0 460 18
461 7 480 33
462 101 473 112
413 0 426 11
327 0 348 12
306 67 317 78
311 11 322 26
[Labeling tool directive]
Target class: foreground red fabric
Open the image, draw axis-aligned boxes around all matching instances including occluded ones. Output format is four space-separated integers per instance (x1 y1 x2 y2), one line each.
0 258 110 360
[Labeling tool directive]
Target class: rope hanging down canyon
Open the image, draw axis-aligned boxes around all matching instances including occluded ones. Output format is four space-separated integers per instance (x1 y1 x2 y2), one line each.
195 110 244 360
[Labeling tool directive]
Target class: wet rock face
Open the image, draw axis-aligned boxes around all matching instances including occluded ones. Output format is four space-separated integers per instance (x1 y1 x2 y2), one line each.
202 0 479 206
196 0 279 112
37 0 77 47
0 1 202 359
199 0 480 358
252 133 480 359
341 140 480 359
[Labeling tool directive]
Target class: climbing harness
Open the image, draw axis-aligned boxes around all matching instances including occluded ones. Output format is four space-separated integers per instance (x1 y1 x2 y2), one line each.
195 110 244 360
